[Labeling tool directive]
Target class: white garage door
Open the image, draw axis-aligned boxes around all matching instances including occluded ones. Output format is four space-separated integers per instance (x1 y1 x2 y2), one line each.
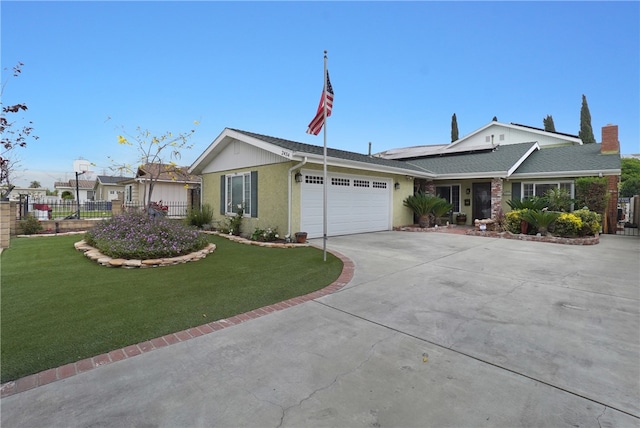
300 171 392 238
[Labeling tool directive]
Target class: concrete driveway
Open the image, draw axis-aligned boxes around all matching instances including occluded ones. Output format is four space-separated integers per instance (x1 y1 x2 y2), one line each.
2 232 639 427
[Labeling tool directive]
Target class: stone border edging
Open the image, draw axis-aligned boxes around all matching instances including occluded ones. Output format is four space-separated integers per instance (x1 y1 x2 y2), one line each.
205 230 310 247
0 249 353 398
74 241 217 268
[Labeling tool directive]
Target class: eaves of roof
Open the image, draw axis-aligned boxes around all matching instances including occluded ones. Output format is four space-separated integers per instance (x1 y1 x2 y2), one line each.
190 128 436 178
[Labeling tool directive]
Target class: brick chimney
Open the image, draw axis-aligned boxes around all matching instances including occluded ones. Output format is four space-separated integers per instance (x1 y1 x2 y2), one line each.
601 124 619 154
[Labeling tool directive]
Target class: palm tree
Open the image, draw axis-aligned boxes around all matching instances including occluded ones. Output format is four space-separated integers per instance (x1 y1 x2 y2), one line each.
521 210 560 236
403 192 450 228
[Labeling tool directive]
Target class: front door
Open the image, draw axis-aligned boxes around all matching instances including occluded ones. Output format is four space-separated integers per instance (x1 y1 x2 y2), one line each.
472 182 492 220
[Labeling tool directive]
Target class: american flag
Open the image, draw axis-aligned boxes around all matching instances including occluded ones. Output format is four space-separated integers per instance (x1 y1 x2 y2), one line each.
306 71 334 135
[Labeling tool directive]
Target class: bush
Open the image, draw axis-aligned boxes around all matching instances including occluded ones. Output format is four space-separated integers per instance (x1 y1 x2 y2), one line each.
226 205 244 236
251 226 280 242
572 209 601 236
553 213 583 237
185 204 213 228
18 214 43 235
84 211 209 259
544 188 574 212
575 177 608 214
505 209 535 234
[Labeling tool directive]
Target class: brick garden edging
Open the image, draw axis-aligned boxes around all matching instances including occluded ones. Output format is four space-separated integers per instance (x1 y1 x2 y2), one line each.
0 249 354 398
465 230 600 245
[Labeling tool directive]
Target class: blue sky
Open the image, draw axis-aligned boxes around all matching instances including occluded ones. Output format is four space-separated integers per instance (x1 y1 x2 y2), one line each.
2 1 638 189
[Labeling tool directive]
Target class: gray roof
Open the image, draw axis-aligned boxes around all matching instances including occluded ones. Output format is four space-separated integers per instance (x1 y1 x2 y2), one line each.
96 175 133 184
230 129 432 174
512 143 620 175
405 142 537 175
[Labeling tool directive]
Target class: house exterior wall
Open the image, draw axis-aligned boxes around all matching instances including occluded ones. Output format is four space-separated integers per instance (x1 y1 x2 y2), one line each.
201 162 415 236
201 162 291 236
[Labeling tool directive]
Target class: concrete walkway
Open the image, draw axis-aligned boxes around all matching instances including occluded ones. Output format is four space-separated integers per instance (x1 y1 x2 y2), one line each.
1 232 639 427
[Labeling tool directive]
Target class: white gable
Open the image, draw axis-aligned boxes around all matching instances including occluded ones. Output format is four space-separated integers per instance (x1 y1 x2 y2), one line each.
201 138 289 174
451 123 581 150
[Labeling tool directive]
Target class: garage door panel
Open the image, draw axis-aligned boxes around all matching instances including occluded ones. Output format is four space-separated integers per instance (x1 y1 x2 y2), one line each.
300 172 391 238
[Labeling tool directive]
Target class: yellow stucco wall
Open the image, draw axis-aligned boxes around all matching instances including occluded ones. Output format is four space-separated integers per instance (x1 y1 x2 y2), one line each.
201 162 415 236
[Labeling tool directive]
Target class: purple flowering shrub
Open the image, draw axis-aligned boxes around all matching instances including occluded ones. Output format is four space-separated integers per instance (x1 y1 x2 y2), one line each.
84 211 209 259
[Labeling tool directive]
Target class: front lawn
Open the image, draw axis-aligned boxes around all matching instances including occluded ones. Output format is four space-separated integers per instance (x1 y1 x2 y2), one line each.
0 234 343 383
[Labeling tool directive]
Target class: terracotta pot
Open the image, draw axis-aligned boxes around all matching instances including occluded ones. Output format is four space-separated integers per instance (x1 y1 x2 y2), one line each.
520 220 528 234
295 232 308 243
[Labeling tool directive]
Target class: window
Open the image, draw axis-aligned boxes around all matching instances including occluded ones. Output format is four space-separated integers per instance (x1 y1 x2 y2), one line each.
372 181 387 189
353 179 370 188
226 173 251 215
522 181 574 199
435 185 461 212
331 177 350 186
221 171 258 217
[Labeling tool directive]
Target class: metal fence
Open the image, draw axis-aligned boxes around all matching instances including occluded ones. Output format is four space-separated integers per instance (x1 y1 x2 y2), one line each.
17 198 192 220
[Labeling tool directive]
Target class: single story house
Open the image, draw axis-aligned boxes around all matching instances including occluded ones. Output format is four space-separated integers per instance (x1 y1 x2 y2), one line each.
118 163 201 216
189 122 621 238
54 179 96 201
93 175 133 201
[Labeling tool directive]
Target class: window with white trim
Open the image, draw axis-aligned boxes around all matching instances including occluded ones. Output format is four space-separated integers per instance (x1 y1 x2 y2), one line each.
522 181 573 199
435 185 461 212
226 173 251 215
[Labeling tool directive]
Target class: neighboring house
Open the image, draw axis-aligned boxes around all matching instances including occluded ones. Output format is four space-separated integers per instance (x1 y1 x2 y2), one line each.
189 123 621 239
54 179 96 201
4 186 48 201
118 163 201 215
93 175 133 201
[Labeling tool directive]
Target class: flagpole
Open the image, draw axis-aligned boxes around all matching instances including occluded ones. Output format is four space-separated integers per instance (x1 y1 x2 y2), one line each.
322 50 328 262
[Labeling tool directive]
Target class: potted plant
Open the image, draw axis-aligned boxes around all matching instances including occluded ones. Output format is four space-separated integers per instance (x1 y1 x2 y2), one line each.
295 232 307 243
455 212 467 225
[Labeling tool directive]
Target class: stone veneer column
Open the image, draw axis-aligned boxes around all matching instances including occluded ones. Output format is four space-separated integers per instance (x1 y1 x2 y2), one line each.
424 180 435 196
491 178 503 219
605 175 619 234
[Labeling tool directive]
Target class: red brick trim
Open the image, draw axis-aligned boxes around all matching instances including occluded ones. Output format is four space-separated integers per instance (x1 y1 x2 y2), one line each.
0 250 354 398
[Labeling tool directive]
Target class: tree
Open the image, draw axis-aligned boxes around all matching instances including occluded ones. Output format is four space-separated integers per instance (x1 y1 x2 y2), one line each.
543 115 556 132
111 124 197 209
1 62 38 198
451 113 459 142
620 157 640 197
29 180 41 188
579 94 596 144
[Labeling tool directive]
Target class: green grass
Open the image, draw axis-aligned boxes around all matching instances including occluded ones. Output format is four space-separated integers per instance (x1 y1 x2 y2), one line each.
0 235 343 382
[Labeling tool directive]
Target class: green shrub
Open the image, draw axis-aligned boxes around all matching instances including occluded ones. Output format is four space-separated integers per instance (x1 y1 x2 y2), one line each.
85 211 208 259
251 226 280 242
544 188 574 212
226 205 244 236
18 214 43 235
572 209 601 236
575 177 608 214
185 204 213 228
505 209 535 234
553 213 583 237
507 197 547 211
